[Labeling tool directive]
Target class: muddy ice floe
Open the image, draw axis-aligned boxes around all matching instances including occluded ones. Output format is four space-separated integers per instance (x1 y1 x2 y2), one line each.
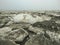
9 14 51 24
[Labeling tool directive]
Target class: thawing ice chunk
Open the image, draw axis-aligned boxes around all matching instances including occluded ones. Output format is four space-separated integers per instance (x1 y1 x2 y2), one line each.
9 14 51 24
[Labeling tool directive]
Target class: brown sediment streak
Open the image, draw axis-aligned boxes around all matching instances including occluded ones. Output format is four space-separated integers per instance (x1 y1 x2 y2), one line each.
22 15 27 22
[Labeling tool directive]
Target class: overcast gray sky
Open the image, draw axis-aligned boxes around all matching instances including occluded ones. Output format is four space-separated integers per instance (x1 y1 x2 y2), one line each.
0 0 60 10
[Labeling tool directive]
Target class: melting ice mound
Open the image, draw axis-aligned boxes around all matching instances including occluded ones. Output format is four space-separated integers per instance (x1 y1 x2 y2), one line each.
9 14 51 24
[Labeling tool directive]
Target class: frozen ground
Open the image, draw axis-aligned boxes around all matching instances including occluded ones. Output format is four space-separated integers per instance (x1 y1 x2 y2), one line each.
0 11 60 45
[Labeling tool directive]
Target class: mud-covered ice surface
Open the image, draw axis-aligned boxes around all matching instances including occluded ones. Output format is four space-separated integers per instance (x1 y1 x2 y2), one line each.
0 11 60 45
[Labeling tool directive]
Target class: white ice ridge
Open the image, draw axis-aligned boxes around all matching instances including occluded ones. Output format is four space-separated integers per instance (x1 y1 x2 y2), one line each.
9 14 51 24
